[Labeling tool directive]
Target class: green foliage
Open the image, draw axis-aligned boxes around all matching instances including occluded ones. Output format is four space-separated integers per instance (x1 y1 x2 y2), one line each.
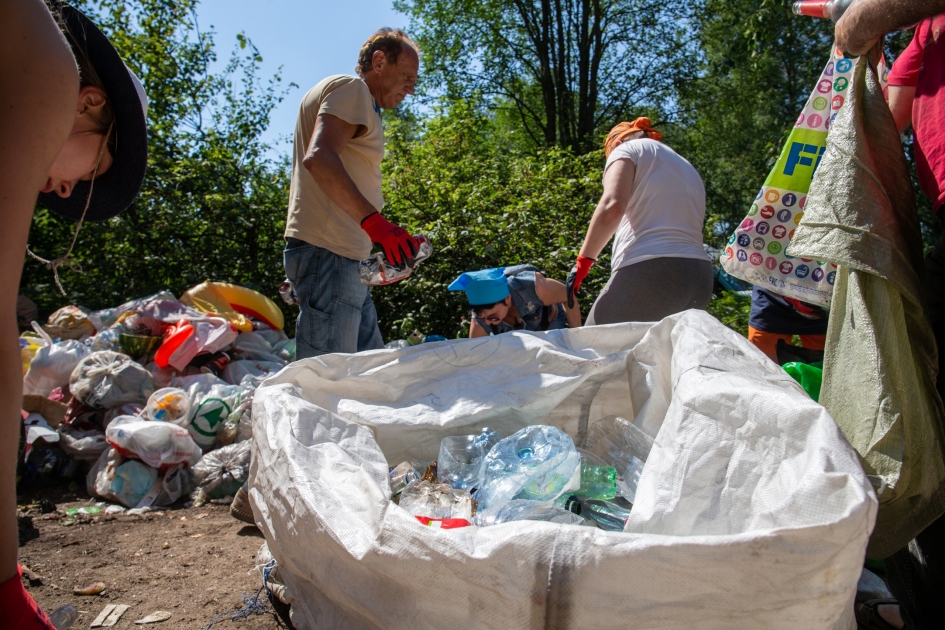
705 291 752 337
21 0 295 331
376 101 606 339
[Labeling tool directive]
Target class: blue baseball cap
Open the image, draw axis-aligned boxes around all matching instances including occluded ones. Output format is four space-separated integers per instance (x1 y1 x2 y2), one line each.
448 268 510 305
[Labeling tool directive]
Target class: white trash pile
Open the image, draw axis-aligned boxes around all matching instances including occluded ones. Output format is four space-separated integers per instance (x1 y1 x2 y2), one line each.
19 284 293 510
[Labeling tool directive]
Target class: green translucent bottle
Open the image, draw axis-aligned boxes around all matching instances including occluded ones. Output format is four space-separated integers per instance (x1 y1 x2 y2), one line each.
578 465 617 500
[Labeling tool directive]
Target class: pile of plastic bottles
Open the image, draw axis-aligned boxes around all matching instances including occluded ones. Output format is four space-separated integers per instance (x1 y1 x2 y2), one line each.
389 416 653 530
17 284 296 511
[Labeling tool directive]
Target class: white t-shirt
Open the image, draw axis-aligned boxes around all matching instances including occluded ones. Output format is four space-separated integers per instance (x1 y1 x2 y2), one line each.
605 139 707 271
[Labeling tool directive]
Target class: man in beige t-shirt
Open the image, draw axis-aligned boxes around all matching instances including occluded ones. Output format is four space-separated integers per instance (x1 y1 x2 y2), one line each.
283 28 419 360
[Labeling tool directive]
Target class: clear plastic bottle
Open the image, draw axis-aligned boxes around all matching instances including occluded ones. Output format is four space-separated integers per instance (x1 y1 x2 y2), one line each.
472 427 502 452
791 0 853 22
580 498 632 531
48 605 79 630
438 435 486 490
358 235 434 286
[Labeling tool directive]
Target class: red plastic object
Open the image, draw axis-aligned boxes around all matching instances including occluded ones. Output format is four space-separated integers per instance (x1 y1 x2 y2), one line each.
415 516 472 529
154 319 194 368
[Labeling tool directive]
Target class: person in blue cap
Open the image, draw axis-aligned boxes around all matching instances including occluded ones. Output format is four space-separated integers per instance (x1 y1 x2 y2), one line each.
449 266 581 337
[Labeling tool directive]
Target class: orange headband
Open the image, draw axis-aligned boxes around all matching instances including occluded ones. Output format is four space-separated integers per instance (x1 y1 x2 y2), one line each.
604 117 663 156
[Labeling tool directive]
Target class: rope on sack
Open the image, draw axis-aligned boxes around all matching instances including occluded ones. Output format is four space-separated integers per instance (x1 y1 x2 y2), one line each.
205 559 277 629
27 121 114 297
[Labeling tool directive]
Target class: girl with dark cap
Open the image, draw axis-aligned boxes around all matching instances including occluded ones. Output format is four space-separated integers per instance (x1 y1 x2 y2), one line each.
566 118 713 324
0 1 147 626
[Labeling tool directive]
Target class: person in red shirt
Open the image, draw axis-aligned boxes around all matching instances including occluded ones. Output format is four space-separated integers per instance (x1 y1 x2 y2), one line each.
837 2 945 629
886 17 945 211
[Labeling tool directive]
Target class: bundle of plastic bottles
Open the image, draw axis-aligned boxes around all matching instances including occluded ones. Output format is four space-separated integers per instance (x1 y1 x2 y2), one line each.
388 416 653 531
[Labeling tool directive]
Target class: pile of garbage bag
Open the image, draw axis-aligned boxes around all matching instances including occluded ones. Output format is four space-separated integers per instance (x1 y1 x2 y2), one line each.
18 284 292 510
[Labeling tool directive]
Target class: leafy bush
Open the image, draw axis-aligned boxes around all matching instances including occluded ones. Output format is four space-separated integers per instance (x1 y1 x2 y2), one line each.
376 102 608 339
705 291 752 337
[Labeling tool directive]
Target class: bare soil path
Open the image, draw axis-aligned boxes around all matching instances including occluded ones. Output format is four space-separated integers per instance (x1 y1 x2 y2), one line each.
18 485 293 630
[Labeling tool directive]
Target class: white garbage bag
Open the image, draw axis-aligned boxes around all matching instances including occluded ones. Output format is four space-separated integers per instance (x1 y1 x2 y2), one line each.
23 338 89 397
250 310 876 630
171 374 240 449
105 416 202 468
69 351 155 410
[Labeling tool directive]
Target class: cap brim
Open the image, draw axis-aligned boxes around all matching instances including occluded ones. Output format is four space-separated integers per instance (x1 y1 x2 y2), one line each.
38 4 147 222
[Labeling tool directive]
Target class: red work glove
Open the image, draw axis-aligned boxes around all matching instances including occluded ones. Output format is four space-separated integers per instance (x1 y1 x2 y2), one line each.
566 255 595 308
360 212 419 267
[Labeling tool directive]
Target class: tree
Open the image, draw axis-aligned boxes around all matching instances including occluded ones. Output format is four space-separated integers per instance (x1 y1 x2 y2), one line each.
670 0 835 248
21 0 295 330
397 0 693 153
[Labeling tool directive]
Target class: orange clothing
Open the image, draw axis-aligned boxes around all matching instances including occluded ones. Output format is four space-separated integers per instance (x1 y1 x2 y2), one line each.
747 326 825 362
604 117 663 156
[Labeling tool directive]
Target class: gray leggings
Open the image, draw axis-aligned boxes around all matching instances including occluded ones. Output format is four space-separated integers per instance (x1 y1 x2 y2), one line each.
586 257 714 325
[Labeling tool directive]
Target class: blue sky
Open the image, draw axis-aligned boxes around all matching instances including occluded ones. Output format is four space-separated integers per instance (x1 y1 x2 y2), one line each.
196 0 406 156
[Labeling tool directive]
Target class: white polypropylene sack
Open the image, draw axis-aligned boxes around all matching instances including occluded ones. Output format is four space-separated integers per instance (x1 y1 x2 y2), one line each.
250 310 876 629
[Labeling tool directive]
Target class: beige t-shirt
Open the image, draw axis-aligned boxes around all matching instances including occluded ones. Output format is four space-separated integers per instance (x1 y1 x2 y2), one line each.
284 75 383 260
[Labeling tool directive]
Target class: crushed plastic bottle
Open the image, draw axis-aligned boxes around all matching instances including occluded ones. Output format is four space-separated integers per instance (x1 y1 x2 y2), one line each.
398 480 473 521
389 461 421 499
476 426 581 515
580 498 633 531
48 604 79 630
438 435 486 490
578 465 617 500
581 416 653 503
359 235 433 286
472 427 502 452
438 428 503 490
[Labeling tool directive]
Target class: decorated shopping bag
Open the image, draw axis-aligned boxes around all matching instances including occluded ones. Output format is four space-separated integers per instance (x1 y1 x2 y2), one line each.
720 47 888 307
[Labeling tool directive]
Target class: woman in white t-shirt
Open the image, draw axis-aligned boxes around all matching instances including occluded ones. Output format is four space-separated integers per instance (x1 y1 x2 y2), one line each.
565 118 713 324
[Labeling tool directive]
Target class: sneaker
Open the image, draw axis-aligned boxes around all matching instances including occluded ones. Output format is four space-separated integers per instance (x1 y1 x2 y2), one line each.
230 486 256 525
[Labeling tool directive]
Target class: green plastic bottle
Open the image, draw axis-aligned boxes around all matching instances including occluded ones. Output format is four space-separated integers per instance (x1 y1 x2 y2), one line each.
578 465 617 500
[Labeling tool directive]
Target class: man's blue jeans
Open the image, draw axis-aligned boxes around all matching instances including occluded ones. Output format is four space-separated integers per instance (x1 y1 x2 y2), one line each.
284 238 384 360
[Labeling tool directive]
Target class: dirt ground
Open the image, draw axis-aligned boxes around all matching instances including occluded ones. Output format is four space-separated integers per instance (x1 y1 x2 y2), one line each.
18 484 293 630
